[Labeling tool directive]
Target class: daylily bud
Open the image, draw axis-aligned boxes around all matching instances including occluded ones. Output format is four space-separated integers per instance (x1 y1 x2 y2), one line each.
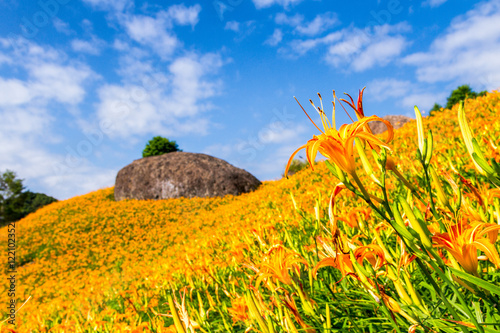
458 101 487 175
414 106 425 157
398 196 432 249
429 165 452 211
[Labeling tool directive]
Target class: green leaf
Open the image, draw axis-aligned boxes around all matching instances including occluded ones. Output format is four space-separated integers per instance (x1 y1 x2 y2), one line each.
449 267 500 296
325 160 338 177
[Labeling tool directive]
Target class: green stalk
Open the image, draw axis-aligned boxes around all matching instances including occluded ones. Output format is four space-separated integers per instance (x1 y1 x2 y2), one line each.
168 295 187 333
351 171 371 202
415 258 481 333
246 291 270 333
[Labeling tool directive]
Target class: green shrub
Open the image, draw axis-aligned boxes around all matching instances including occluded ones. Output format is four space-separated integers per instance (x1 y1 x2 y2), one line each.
0 170 57 226
283 158 309 177
142 136 181 157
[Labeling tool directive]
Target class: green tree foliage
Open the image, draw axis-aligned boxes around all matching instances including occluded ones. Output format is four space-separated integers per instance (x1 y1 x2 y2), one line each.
142 136 181 158
0 170 25 225
21 191 57 217
445 85 487 110
0 170 57 226
429 85 487 117
283 158 309 177
429 103 442 117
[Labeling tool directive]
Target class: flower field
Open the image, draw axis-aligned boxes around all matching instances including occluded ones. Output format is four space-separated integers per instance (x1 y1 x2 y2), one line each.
1 91 500 332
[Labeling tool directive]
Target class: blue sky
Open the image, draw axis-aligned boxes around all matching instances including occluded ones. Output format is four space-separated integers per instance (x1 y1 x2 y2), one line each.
1 0 499 199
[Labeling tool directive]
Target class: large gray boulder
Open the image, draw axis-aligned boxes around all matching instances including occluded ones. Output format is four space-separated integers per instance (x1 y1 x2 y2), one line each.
114 152 261 200
369 115 413 134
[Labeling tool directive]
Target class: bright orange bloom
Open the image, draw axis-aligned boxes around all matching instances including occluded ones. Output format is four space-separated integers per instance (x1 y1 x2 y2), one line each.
250 245 308 287
228 296 249 324
285 91 394 177
433 221 500 275
313 237 386 281
313 250 355 280
353 244 387 272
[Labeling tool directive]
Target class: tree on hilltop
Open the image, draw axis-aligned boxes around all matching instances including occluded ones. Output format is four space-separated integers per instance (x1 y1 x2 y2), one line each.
430 85 487 116
0 170 57 226
445 85 487 109
0 170 25 224
429 103 442 116
142 136 181 158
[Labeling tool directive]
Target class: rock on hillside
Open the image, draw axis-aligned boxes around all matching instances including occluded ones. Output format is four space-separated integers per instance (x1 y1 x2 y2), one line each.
114 152 261 200
369 115 413 134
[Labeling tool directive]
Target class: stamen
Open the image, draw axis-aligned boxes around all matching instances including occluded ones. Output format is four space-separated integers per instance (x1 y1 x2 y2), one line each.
294 97 323 134
331 90 337 130
339 99 355 123
318 93 324 114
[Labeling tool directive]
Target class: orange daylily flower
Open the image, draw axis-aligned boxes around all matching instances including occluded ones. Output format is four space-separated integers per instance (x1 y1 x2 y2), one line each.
228 296 249 324
342 89 418 192
354 244 387 272
285 91 394 177
281 293 316 332
313 250 355 280
313 237 386 281
433 221 500 275
250 245 308 287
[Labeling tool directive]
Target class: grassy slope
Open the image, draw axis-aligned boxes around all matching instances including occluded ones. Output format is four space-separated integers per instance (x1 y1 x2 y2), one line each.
1 92 499 331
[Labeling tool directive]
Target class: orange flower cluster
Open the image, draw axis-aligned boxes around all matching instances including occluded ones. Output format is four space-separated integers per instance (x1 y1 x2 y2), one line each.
0 91 498 332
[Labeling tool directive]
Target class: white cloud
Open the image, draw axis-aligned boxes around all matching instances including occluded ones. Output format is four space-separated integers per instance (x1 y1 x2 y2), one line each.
401 92 446 112
123 13 179 58
0 38 104 200
275 12 303 26
251 142 308 180
287 31 342 56
96 53 223 139
202 123 309 180
0 106 51 139
115 52 159 81
0 39 94 106
328 23 410 71
120 4 201 58
0 78 32 106
29 63 93 104
71 38 104 55
224 21 257 41
275 12 338 37
82 0 131 12
367 78 412 101
403 1 500 90
257 123 306 144
112 39 128 51
203 143 235 160
53 18 73 35
42 168 117 200
366 78 446 113
225 21 240 32
167 4 201 27
252 0 303 9
422 0 448 8
265 29 283 46
0 53 11 65
296 13 338 36
348 35 406 71
96 85 167 138
282 22 410 71
0 38 94 108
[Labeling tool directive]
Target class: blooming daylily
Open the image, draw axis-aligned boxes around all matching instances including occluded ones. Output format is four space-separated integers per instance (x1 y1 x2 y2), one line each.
433 221 500 275
228 296 249 324
313 236 386 281
249 245 308 287
285 91 394 177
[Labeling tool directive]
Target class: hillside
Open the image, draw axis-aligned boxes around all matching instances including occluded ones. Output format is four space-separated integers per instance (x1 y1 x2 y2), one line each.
1 92 500 332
